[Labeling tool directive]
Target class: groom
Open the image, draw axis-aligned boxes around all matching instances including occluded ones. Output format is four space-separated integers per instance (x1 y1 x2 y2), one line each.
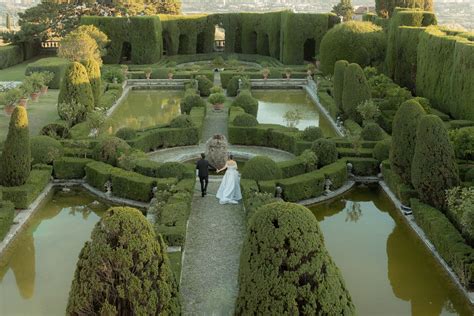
196 153 209 197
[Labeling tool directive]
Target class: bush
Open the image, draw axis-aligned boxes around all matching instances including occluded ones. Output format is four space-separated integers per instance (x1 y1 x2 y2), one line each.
0 106 31 187
30 136 63 165
102 67 125 83
67 207 181 315
196 75 213 97
412 115 459 210
373 139 391 162
0 200 15 241
311 138 338 167
449 127 474 160
0 45 23 69
25 57 69 89
93 137 131 167
446 186 474 245
40 120 70 139
361 122 384 141
156 162 188 180
81 59 101 107
236 202 355 314
208 92 226 105
111 169 155 202
233 113 258 127
232 91 258 117
115 127 137 140
390 99 426 185
301 126 323 142
169 115 195 128
180 92 205 114
53 157 92 179
85 161 114 190
333 60 349 110
342 63 371 123
227 75 242 97
241 156 282 182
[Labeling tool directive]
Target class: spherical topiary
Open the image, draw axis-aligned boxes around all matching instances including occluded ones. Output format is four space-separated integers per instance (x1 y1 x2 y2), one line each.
373 139 391 162
449 126 474 161
0 106 31 186
301 126 323 142
236 202 355 315
81 58 101 107
180 92 205 114
361 122 384 141
233 113 258 127
30 135 63 165
241 156 282 181
311 138 338 167
208 92 226 105
232 91 258 117
115 127 137 140
196 75 213 97
320 21 385 74
227 75 242 97
333 60 349 110
390 99 426 185
169 114 195 128
39 120 70 139
156 162 188 180
67 207 181 315
411 115 459 210
342 63 371 123
93 137 131 166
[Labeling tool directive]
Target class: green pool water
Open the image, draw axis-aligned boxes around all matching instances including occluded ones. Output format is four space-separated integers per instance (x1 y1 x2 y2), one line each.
104 90 182 134
252 90 338 137
310 185 473 316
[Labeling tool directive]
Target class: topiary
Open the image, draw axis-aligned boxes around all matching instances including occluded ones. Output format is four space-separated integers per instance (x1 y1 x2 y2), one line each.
311 138 338 167
196 75 213 97
376 0 433 17
115 127 137 140
412 97 432 114
233 113 258 127
93 137 131 166
232 91 258 117
342 63 371 123
156 162 187 180
333 60 349 110
241 156 282 182
373 139 391 162
0 106 31 186
30 136 63 165
67 207 181 315
227 76 242 97
361 122 384 141
208 92 226 105
81 59 101 108
180 92 205 114
390 99 426 185
169 115 195 128
301 126 323 142
39 120 70 139
411 115 459 210
449 127 474 161
236 202 355 314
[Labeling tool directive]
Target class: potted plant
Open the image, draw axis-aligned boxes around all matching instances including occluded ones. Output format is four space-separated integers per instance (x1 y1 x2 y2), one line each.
1 88 21 115
209 92 226 111
144 67 152 79
18 83 33 107
167 68 175 80
261 67 270 80
40 71 54 95
285 68 292 80
25 73 44 101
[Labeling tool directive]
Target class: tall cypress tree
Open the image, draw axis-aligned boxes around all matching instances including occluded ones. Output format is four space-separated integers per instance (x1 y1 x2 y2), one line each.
0 106 31 186
342 63 371 123
81 58 101 108
333 60 349 110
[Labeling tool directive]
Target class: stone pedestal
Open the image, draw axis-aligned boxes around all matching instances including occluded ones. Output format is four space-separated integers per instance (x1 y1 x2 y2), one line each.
205 134 229 170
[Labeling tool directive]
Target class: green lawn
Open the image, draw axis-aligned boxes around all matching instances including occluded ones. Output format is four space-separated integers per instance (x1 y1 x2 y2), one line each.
0 57 42 81
0 90 60 141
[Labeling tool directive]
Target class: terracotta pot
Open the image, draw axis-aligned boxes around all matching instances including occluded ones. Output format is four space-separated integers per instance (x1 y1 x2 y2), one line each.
30 92 40 102
213 103 224 111
40 86 48 95
4 104 15 115
18 98 28 107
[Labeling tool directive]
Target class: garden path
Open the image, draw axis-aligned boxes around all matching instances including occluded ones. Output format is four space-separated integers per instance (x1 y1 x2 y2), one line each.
201 71 228 142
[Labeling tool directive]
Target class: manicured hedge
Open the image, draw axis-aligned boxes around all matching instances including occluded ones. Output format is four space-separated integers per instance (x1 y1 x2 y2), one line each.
110 169 155 202
128 127 200 152
25 57 69 89
0 200 15 241
85 161 114 190
53 157 93 179
0 45 23 70
345 157 379 176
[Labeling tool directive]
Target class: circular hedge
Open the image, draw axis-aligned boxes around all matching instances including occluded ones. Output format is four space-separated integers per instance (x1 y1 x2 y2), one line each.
241 156 282 181
373 139 391 162
115 127 137 140
30 136 64 165
67 207 181 315
320 21 385 75
156 162 188 180
232 91 258 117
236 202 355 314
301 126 323 142
196 75 213 97
93 137 131 166
233 113 258 127
361 122 384 141
311 139 338 167
170 115 195 128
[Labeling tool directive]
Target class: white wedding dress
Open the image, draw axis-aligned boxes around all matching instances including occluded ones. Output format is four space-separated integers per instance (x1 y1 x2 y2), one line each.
216 162 242 204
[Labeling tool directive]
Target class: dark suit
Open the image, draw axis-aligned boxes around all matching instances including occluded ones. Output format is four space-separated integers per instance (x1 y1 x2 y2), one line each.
196 159 209 196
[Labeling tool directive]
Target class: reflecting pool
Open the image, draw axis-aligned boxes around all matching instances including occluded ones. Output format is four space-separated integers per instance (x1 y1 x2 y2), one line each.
253 90 337 137
105 90 182 133
310 185 473 316
0 188 110 316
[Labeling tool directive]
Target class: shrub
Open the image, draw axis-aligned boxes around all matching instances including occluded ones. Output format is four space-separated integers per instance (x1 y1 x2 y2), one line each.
115 127 137 140
227 76 242 97
93 137 131 167
169 115 195 128
0 200 15 241
333 60 349 110
411 115 459 210
361 122 384 141
446 186 474 245
412 96 432 114
81 59 101 107
25 57 69 89
0 106 31 187
180 92 205 114
390 99 426 185
208 92 226 105
102 67 125 83
1 168 51 209
30 136 63 165
233 113 258 127
196 75 213 97
241 156 282 182
40 120 70 139
301 126 323 142
373 139 391 162
210 86 223 94
357 99 381 124
311 138 338 167
342 63 371 123
110 169 155 202
0 45 23 70
232 91 258 117
236 202 355 314
53 157 92 179
67 207 180 315
449 127 474 160
156 162 188 180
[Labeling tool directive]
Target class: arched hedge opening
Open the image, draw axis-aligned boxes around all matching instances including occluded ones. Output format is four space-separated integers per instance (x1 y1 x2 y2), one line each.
304 38 316 61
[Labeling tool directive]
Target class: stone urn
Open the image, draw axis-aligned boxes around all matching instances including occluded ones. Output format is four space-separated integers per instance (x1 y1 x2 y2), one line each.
205 134 229 170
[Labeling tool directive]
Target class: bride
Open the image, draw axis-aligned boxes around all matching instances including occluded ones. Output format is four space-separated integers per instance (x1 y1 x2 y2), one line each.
216 155 242 205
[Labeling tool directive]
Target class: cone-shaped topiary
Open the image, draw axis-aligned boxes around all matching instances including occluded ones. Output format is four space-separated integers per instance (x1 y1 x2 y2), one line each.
241 156 282 181
311 138 338 167
236 202 355 314
390 99 426 185
342 63 371 123
67 207 181 315
232 91 259 117
333 60 349 110
196 75 213 97
58 61 94 122
0 106 31 186
81 59 101 108
411 115 459 210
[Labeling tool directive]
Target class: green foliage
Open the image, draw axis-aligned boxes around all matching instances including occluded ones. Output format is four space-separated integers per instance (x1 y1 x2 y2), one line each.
390 99 426 185
236 201 355 314
232 91 258 117
25 57 69 89
227 76 243 97
332 0 355 21
196 75 213 97
30 136 63 165
67 207 181 315
0 106 31 187
0 45 24 69
180 90 205 114
156 162 188 180
342 63 371 123
311 138 338 167
0 200 15 241
81 59 101 107
233 113 258 127
449 127 474 160
361 123 384 141
411 115 459 210
169 114 195 128
102 67 125 83
93 137 131 167
373 139 391 162
301 126 323 142
40 120 70 139
115 127 137 140
111 169 155 202
58 32 101 65
357 99 381 124
376 0 434 17
208 92 226 105
333 60 349 110
53 157 92 179
241 156 282 182
446 186 474 246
